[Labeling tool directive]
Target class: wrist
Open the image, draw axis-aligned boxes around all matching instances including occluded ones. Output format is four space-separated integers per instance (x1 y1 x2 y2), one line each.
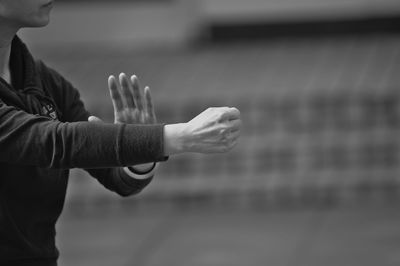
164 123 187 155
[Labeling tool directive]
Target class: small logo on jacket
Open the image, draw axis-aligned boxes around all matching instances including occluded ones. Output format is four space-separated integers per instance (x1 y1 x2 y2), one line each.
41 104 58 120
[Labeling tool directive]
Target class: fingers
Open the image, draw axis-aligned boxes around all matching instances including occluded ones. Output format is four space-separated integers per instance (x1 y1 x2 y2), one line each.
212 130 240 153
108 73 157 124
216 115 242 140
185 106 241 154
216 110 241 152
130 75 144 112
109 73 149 112
119 73 136 109
219 107 241 122
108 75 124 114
219 122 241 146
230 130 241 140
225 118 242 132
144 86 157 122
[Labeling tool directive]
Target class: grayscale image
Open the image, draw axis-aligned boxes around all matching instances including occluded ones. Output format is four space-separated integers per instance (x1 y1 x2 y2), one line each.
1 0 400 266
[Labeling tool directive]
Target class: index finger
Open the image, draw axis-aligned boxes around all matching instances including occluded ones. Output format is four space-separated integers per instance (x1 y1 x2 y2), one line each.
220 107 241 122
144 86 157 123
108 75 124 113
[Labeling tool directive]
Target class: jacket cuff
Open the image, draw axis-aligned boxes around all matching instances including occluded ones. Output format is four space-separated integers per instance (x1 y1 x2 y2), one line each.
123 163 157 180
120 124 168 165
118 168 154 193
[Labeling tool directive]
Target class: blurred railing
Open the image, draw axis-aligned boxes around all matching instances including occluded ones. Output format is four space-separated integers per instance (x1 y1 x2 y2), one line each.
35 33 396 210
68 92 400 209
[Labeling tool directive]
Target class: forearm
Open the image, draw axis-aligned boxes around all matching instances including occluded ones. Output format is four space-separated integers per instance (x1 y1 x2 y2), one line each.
0 104 166 168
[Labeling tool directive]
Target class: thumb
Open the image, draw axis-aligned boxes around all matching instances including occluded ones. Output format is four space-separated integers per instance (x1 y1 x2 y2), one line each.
88 115 103 123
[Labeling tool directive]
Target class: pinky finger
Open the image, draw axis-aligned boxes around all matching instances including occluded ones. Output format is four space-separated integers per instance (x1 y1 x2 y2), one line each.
144 86 157 123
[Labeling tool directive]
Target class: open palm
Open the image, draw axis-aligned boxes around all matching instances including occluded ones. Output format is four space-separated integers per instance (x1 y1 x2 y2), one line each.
87 73 159 172
108 73 156 125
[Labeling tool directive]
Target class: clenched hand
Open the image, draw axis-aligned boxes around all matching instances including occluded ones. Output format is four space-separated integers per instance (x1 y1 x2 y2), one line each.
164 107 242 155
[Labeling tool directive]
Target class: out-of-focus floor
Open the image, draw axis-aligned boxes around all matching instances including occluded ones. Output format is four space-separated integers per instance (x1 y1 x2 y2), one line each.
57 204 400 266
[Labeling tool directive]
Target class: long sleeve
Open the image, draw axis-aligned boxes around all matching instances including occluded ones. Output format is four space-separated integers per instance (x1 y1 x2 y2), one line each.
0 36 160 264
35 60 162 195
0 100 166 169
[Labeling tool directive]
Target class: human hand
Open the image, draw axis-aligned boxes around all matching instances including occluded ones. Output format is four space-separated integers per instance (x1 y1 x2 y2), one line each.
164 107 241 155
108 73 156 124
89 73 157 172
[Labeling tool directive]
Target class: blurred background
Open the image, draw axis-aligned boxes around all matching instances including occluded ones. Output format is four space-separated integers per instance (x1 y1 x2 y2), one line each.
20 0 400 265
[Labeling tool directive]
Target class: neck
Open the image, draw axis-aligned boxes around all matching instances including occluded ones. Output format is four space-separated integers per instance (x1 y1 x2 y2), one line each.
0 23 18 83
0 47 11 83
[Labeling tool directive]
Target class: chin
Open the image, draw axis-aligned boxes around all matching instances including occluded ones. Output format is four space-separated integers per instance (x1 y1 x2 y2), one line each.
24 16 50 28
35 18 50 27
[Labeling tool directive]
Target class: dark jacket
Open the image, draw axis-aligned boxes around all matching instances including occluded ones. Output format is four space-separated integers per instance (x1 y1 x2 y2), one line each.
0 36 166 265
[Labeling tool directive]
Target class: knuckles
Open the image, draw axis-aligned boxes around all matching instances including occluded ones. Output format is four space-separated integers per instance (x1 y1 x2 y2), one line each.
193 106 241 154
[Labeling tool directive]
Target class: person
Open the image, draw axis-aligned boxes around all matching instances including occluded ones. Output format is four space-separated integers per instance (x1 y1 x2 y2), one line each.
0 1 242 265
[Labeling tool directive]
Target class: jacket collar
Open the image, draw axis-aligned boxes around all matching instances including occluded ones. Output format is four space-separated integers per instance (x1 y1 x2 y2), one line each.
0 35 53 117
9 35 43 91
